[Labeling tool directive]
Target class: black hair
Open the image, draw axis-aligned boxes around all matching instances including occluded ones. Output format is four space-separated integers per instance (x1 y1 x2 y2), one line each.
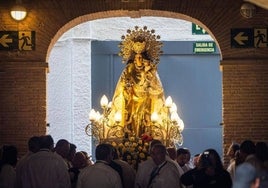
95 143 113 161
28 136 40 153
177 148 188 156
152 144 166 155
240 140 255 155
199 148 224 171
39 135 54 149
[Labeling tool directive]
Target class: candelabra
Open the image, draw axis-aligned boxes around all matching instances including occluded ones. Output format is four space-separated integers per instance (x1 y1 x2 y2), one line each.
150 96 184 147
85 95 124 144
86 95 184 147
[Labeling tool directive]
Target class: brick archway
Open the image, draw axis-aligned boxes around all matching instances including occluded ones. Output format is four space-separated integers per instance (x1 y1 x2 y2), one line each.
47 15 222 160
46 10 221 62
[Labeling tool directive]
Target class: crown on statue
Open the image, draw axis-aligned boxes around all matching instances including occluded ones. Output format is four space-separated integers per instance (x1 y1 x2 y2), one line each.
118 26 163 64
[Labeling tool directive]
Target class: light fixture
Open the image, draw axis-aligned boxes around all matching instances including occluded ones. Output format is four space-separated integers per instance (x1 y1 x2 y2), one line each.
86 94 184 147
150 96 184 147
240 3 256 18
10 4 27 21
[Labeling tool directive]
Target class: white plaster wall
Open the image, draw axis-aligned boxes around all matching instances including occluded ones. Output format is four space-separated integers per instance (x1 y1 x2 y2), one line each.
47 39 92 153
47 17 213 155
60 17 212 41
47 40 73 140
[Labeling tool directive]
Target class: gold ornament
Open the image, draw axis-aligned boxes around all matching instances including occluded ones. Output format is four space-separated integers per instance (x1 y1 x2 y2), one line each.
118 26 163 64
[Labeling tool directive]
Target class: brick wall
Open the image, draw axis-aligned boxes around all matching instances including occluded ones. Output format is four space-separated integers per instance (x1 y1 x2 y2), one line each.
0 62 47 156
222 60 268 165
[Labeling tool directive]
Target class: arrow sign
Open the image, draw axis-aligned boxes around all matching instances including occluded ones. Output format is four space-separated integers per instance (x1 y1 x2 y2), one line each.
0 31 19 50
231 28 254 48
0 34 13 47
234 32 248 45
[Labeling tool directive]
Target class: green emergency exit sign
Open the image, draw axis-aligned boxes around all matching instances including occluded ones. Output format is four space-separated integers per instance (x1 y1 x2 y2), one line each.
193 42 216 53
192 23 208 35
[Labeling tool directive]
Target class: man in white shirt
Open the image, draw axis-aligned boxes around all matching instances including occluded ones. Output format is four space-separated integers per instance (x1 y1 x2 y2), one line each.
147 144 182 188
135 140 162 188
76 143 123 188
16 136 40 187
135 140 183 188
17 135 71 188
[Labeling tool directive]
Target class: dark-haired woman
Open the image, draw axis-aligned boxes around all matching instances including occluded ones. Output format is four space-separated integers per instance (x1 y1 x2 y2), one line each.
181 148 232 188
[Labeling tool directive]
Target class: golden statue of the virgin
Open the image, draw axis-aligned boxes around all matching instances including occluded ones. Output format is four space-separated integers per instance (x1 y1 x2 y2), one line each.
108 26 167 137
88 26 183 147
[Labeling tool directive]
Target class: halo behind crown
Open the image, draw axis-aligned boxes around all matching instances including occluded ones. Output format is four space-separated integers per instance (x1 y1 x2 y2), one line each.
118 26 163 64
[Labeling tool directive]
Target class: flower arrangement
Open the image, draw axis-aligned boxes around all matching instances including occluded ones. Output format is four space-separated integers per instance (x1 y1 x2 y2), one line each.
111 133 153 170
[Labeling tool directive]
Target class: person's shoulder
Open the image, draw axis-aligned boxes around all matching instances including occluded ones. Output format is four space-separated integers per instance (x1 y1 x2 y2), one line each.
166 159 177 167
34 151 67 164
96 163 123 180
79 163 94 172
164 160 179 171
114 159 132 168
25 150 49 159
77 165 95 180
166 157 182 170
181 167 199 177
94 162 119 171
16 152 33 167
138 158 154 168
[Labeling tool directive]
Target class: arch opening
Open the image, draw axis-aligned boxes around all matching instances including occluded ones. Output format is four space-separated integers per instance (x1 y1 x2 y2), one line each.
46 12 223 158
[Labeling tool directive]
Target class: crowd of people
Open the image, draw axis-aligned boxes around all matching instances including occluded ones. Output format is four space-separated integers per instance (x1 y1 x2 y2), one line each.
0 135 267 188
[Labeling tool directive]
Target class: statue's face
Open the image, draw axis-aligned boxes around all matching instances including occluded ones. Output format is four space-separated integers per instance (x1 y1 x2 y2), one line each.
132 41 146 54
134 54 143 67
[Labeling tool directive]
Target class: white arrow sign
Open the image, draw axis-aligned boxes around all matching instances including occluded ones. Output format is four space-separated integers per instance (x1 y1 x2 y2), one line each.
234 32 248 45
0 34 13 47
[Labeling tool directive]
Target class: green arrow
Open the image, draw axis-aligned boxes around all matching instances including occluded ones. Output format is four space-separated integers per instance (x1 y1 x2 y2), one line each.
234 32 248 45
0 34 13 47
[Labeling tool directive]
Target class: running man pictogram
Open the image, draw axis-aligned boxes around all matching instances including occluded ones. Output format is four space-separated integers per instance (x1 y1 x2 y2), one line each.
19 32 34 50
254 29 267 48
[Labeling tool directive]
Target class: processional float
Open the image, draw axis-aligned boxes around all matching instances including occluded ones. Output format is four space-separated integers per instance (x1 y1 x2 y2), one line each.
86 26 184 168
